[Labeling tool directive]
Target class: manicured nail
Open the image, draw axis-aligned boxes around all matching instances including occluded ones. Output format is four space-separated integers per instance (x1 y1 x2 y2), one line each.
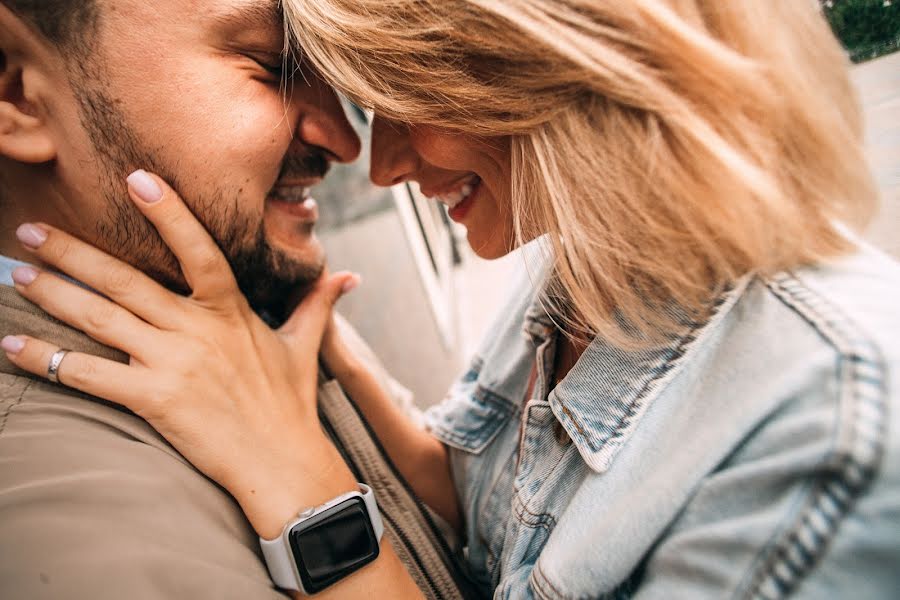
12 266 38 286
341 274 362 295
1 336 25 355
16 223 48 249
127 170 163 203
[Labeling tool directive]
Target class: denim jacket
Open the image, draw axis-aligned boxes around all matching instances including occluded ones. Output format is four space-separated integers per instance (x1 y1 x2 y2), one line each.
425 242 900 599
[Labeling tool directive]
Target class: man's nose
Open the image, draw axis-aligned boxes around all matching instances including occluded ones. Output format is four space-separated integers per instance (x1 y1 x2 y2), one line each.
369 116 420 187
295 75 361 164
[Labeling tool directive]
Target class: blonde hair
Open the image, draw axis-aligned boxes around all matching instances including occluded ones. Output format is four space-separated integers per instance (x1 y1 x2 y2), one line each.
283 0 878 346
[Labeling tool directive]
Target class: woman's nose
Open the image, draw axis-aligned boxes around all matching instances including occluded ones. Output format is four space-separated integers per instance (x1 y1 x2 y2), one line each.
369 116 420 187
294 73 362 164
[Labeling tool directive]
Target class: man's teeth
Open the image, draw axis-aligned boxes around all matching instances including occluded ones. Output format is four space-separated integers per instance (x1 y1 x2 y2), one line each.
435 177 479 209
272 187 311 203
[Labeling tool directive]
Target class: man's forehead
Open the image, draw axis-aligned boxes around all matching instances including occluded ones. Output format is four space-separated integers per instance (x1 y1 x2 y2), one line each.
208 0 283 30
116 0 283 31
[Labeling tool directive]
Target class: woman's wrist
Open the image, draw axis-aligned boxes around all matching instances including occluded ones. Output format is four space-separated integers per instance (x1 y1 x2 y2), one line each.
231 431 359 540
321 327 364 380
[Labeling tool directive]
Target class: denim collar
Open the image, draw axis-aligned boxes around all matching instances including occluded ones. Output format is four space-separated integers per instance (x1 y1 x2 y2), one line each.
0 255 31 287
525 276 752 473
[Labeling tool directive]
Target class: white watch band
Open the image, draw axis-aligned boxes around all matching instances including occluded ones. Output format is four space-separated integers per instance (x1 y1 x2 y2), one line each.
260 483 383 592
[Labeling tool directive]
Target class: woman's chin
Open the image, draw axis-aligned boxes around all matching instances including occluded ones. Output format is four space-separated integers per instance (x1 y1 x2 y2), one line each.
467 230 515 260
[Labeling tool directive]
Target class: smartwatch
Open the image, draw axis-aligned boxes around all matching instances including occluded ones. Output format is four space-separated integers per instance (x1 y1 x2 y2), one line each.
260 483 384 594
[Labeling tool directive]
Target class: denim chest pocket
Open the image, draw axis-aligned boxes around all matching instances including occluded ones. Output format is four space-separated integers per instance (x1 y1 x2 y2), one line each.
426 383 518 454
425 378 525 591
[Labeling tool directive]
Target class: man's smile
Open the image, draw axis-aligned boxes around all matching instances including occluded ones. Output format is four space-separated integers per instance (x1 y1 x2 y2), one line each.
267 178 321 227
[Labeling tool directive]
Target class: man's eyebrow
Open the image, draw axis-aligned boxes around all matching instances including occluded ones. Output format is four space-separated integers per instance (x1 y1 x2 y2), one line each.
213 0 283 32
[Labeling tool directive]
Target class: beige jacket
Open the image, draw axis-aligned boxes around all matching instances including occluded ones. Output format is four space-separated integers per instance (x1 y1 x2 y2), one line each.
0 286 472 600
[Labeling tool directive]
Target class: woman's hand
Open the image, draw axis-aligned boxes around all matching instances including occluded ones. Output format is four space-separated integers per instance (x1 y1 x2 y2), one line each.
1 170 361 538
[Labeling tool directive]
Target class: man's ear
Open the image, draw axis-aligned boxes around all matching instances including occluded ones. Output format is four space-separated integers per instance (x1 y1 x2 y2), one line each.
0 7 57 164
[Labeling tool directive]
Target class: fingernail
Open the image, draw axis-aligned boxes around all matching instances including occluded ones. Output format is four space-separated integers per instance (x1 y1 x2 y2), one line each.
341 274 362 295
12 266 38 286
127 170 163 204
16 223 48 249
1 336 25 355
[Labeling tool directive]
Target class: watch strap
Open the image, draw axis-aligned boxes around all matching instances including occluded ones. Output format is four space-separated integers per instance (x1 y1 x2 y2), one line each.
260 483 383 592
361 483 385 543
260 532 298 590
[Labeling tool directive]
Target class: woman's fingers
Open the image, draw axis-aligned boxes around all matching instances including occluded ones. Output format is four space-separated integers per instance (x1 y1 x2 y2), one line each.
15 223 183 329
126 170 239 302
280 271 360 356
1 335 150 413
11 266 162 360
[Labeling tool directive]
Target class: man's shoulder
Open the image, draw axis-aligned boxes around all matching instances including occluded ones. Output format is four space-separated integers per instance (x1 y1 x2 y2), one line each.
0 372 282 600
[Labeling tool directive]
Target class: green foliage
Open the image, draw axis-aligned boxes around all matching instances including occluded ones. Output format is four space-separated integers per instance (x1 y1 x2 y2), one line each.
823 0 900 62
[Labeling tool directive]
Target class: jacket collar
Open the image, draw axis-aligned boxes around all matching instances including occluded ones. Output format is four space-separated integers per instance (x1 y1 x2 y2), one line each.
524 277 752 473
0 255 30 287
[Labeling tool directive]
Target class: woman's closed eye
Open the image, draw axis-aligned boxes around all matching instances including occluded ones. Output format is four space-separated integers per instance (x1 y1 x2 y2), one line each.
245 52 292 81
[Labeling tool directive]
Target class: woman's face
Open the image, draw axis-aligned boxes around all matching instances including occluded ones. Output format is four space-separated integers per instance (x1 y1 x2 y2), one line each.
369 117 513 259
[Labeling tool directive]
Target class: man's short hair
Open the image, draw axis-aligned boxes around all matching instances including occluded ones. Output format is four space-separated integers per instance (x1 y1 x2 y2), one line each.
2 0 98 50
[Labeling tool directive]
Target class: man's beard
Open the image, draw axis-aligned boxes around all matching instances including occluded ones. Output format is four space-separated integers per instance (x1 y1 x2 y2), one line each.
71 72 326 325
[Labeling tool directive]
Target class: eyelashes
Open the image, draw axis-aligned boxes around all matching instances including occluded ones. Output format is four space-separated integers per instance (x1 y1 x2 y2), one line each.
258 59 285 77
246 52 295 81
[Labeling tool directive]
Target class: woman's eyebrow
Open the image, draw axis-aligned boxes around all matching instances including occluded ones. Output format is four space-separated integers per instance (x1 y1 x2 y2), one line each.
213 0 283 33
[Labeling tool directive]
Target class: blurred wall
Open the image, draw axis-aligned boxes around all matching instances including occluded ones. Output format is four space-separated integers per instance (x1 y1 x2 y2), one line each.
321 212 464 408
313 108 465 408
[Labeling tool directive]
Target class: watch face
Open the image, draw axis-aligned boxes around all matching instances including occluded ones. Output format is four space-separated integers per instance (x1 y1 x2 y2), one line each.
289 497 380 593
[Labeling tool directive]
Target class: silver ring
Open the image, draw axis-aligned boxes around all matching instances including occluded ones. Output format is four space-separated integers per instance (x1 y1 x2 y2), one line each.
47 349 72 384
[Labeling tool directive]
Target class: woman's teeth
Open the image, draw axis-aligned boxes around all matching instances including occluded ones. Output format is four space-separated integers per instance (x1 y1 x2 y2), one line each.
434 176 480 209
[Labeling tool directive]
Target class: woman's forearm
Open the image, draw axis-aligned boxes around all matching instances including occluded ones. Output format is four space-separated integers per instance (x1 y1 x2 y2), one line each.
230 433 425 600
324 340 462 531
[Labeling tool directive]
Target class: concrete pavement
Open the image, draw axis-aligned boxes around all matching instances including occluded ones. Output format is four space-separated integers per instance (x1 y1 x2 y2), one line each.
854 51 900 259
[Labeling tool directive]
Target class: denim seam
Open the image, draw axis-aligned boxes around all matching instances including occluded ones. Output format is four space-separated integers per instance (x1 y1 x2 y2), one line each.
511 494 557 531
474 386 517 415
513 415 576 523
512 440 573 529
732 476 819 599
531 562 566 600
736 274 888 600
558 402 588 439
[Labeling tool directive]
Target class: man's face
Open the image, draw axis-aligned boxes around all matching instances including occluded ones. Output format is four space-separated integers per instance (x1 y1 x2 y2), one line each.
44 0 361 320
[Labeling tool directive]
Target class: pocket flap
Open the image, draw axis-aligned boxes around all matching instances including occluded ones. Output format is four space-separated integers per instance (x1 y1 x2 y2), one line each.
426 383 517 455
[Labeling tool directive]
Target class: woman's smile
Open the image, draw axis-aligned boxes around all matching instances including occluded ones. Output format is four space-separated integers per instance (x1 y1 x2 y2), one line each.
421 173 482 222
369 118 513 258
